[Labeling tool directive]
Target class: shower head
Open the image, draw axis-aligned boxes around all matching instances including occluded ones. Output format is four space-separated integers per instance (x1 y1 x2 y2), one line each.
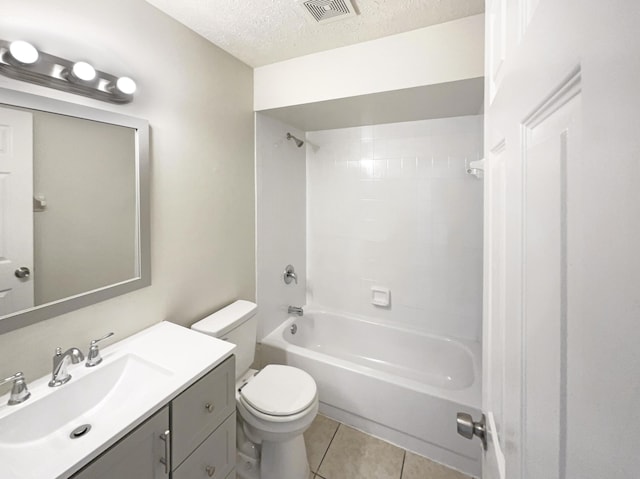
286 132 304 148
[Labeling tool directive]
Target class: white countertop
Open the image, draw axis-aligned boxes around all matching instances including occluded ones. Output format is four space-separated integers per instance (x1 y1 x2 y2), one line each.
0 321 235 479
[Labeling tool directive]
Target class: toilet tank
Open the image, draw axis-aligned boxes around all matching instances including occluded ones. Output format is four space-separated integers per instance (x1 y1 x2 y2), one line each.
191 300 258 379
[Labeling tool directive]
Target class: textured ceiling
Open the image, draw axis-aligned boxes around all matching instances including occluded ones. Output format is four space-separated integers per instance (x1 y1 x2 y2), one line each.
144 0 485 67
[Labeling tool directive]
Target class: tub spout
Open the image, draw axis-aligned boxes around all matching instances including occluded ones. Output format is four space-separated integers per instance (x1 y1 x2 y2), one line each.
288 306 304 316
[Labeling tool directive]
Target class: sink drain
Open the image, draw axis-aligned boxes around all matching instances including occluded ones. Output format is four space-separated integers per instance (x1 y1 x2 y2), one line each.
70 424 92 439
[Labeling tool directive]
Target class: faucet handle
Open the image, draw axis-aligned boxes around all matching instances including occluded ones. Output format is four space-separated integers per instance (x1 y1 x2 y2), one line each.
86 332 115 367
284 264 298 285
0 371 31 406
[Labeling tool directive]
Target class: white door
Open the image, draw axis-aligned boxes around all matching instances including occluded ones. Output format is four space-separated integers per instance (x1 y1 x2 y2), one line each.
0 106 34 316
479 1 640 479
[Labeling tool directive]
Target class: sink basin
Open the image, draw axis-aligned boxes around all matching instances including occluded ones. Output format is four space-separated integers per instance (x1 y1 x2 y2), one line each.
0 321 236 479
0 354 171 445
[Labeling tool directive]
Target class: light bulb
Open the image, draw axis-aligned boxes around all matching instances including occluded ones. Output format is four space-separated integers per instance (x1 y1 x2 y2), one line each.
9 41 39 65
71 62 96 82
116 77 137 95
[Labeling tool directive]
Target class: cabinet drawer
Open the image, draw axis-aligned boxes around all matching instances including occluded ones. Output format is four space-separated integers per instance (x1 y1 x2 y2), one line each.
172 355 235 468
172 412 236 479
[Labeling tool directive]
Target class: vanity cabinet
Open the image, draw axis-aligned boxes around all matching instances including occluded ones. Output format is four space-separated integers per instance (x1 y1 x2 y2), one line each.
71 407 170 479
171 355 236 478
71 355 235 479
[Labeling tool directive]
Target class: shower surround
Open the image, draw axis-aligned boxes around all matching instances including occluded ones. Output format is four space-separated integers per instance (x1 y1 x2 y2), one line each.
255 113 484 475
306 115 484 341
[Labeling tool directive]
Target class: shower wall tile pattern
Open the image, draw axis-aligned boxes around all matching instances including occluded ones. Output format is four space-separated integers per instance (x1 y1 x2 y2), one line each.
306 116 483 340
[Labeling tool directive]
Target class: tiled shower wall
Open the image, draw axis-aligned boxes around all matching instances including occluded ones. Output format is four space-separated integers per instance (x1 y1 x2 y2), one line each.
306 116 483 340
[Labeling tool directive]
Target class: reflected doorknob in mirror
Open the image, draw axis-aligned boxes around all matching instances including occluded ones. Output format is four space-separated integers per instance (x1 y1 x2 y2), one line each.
14 267 30 279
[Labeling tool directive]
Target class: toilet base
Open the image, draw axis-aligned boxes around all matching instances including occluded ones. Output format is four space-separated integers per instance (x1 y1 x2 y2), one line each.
260 435 310 479
236 420 311 479
237 451 259 479
236 435 310 479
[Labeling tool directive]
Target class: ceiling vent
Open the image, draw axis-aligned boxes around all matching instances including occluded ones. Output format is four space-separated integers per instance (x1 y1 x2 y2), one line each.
299 0 358 24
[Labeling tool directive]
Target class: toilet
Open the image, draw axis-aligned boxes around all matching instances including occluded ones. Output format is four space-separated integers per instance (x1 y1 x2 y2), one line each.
191 300 318 479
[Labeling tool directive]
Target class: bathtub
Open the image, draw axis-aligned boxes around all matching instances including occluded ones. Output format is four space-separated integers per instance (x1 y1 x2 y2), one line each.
260 310 482 477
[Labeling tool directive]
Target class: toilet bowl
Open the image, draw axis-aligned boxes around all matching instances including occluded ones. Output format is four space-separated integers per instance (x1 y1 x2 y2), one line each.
191 300 318 479
236 365 319 479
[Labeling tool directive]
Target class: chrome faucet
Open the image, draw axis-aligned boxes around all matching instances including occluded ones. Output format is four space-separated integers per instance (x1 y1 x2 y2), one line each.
288 305 304 316
86 332 115 367
283 265 298 285
0 372 31 405
49 347 85 387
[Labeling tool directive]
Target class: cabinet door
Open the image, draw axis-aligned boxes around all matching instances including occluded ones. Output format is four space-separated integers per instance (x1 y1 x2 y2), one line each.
72 407 170 479
173 413 236 479
172 356 235 469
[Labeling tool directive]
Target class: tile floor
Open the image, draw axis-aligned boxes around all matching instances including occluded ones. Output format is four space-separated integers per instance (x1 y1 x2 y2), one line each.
303 415 472 479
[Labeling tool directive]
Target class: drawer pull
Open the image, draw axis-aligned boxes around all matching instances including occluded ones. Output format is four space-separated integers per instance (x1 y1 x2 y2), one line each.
205 465 216 477
159 429 171 474
205 402 215 413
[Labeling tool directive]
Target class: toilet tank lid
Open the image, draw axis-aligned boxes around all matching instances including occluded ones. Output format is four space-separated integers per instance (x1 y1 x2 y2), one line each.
191 300 257 337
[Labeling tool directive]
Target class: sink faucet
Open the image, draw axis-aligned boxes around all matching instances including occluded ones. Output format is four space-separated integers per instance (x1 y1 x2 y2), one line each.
288 305 304 316
49 347 85 387
0 372 31 405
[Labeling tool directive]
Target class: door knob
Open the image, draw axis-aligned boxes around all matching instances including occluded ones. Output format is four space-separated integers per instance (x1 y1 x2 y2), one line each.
14 267 30 279
456 412 487 450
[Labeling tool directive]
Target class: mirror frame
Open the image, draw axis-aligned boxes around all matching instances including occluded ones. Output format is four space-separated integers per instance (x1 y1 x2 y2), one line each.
0 88 150 334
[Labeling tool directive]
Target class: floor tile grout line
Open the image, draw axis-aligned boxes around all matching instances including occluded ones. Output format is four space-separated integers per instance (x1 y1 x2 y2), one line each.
316 422 341 476
399 450 406 479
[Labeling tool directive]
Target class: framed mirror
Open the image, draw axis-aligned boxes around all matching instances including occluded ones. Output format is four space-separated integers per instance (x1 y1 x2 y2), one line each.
0 88 150 334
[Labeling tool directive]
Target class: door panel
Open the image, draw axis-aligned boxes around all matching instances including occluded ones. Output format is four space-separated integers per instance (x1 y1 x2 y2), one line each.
482 138 508 479
484 1 640 478
0 107 33 316
522 75 581 479
487 0 506 104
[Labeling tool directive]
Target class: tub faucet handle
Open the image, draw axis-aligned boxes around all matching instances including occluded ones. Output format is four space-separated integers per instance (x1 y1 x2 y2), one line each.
283 264 298 285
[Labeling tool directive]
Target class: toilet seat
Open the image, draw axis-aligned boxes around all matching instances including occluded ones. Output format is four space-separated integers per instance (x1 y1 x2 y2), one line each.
239 365 317 418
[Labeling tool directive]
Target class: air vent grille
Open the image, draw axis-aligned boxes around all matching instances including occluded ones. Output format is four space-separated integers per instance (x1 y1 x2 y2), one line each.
301 0 357 24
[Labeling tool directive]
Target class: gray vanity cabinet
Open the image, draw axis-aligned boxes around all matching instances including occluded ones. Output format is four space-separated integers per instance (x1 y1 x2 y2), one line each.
71 355 236 479
72 407 170 479
171 355 235 469
171 355 236 478
172 414 235 479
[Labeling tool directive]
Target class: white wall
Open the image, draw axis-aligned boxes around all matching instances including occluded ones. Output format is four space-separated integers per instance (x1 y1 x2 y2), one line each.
255 114 306 340
254 15 484 111
307 116 483 340
0 0 255 386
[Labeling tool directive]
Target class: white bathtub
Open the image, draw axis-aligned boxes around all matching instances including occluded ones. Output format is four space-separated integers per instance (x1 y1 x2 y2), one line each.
260 310 482 477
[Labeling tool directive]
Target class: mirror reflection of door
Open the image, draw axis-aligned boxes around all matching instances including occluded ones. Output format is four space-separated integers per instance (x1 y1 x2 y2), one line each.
0 104 137 318
31 110 137 307
0 106 34 316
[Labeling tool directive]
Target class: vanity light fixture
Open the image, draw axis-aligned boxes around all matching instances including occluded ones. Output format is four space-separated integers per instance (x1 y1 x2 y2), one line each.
0 39 137 104
69 61 97 82
113 76 137 95
8 41 39 65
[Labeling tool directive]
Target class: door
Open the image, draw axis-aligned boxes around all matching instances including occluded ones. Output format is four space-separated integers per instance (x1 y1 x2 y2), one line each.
72 407 170 479
479 1 640 479
0 106 33 316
